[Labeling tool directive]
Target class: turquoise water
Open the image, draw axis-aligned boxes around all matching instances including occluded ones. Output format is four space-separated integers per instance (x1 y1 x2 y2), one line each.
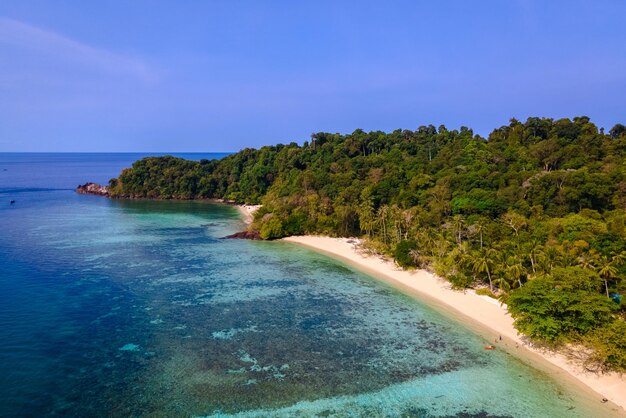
0 154 618 417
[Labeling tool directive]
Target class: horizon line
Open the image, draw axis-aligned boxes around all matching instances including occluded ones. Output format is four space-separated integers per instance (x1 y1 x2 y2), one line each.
0 151 235 154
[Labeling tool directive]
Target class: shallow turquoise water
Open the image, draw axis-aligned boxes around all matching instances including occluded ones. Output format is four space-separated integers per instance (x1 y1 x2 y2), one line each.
0 154 617 417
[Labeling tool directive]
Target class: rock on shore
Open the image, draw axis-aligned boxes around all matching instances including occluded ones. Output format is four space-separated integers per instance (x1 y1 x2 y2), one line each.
76 182 109 196
222 230 262 240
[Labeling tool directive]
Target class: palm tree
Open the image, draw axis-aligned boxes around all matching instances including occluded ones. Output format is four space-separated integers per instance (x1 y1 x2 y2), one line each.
492 277 511 293
375 205 389 244
612 251 626 266
389 204 404 244
597 256 618 298
451 214 465 245
539 245 562 274
597 252 626 298
467 217 487 249
524 240 542 274
433 233 451 258
401 208 416 241
450 241 472 271
358 198 375 237
504 255 527 289
472 248 497 291
577 251 598 270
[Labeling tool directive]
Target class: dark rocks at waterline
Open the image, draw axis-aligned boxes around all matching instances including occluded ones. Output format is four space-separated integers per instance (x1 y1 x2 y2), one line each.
76 182 109 196
222 230 263 240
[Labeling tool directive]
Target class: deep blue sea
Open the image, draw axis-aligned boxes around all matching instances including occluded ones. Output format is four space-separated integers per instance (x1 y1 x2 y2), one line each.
0 153 619 417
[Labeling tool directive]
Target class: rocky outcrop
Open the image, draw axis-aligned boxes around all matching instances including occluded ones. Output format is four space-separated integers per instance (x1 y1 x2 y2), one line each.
76 182 109 196
221 230 262 240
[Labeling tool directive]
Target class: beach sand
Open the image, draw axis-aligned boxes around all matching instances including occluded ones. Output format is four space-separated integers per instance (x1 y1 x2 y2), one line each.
283 235 626 414
236 204 261 225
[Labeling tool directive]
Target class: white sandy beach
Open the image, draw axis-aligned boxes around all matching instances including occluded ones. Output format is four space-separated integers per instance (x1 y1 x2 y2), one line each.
283 235 626 414
236 204 261 225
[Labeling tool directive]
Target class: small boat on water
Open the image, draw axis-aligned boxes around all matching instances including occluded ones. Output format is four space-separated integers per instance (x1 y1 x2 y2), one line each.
10 200 15 204
484 345 496 350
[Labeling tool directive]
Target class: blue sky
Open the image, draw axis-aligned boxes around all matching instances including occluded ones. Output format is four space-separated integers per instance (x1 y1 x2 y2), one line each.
0 1 625 152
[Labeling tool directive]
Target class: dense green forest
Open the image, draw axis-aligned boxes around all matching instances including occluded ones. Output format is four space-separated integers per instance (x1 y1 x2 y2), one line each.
108 117 626 372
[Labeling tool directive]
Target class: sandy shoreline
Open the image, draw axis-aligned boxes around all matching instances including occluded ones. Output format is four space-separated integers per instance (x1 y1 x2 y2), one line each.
235 204 261 225
283 235 626 414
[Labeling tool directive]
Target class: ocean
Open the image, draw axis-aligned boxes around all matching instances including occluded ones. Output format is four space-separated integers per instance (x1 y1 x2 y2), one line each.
0 153 616 417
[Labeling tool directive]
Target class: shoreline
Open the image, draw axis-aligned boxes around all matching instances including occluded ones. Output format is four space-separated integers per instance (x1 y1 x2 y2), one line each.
235 204 261 225
283 235 626 414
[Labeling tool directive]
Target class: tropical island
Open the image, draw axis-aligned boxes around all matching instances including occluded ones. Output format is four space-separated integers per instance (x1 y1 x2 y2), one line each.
92 116 625 407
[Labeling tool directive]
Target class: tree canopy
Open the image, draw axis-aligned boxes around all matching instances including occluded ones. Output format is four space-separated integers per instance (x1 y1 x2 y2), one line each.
108 117 626 371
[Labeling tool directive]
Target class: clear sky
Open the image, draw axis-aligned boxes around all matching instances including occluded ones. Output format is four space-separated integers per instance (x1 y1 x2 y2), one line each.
1 1 625 152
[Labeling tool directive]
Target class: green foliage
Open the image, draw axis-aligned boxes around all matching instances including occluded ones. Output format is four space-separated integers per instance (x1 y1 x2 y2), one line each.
259 215 284 240
584 320 626 372
507 267 615 344
553 213 608 242
475 287 497 298
447 273 474 289
109 116 626 371
394 240 418 268
451 189 505 216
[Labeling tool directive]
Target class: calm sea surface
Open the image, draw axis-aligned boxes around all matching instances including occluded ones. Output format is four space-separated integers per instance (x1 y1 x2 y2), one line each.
0 153 616 417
